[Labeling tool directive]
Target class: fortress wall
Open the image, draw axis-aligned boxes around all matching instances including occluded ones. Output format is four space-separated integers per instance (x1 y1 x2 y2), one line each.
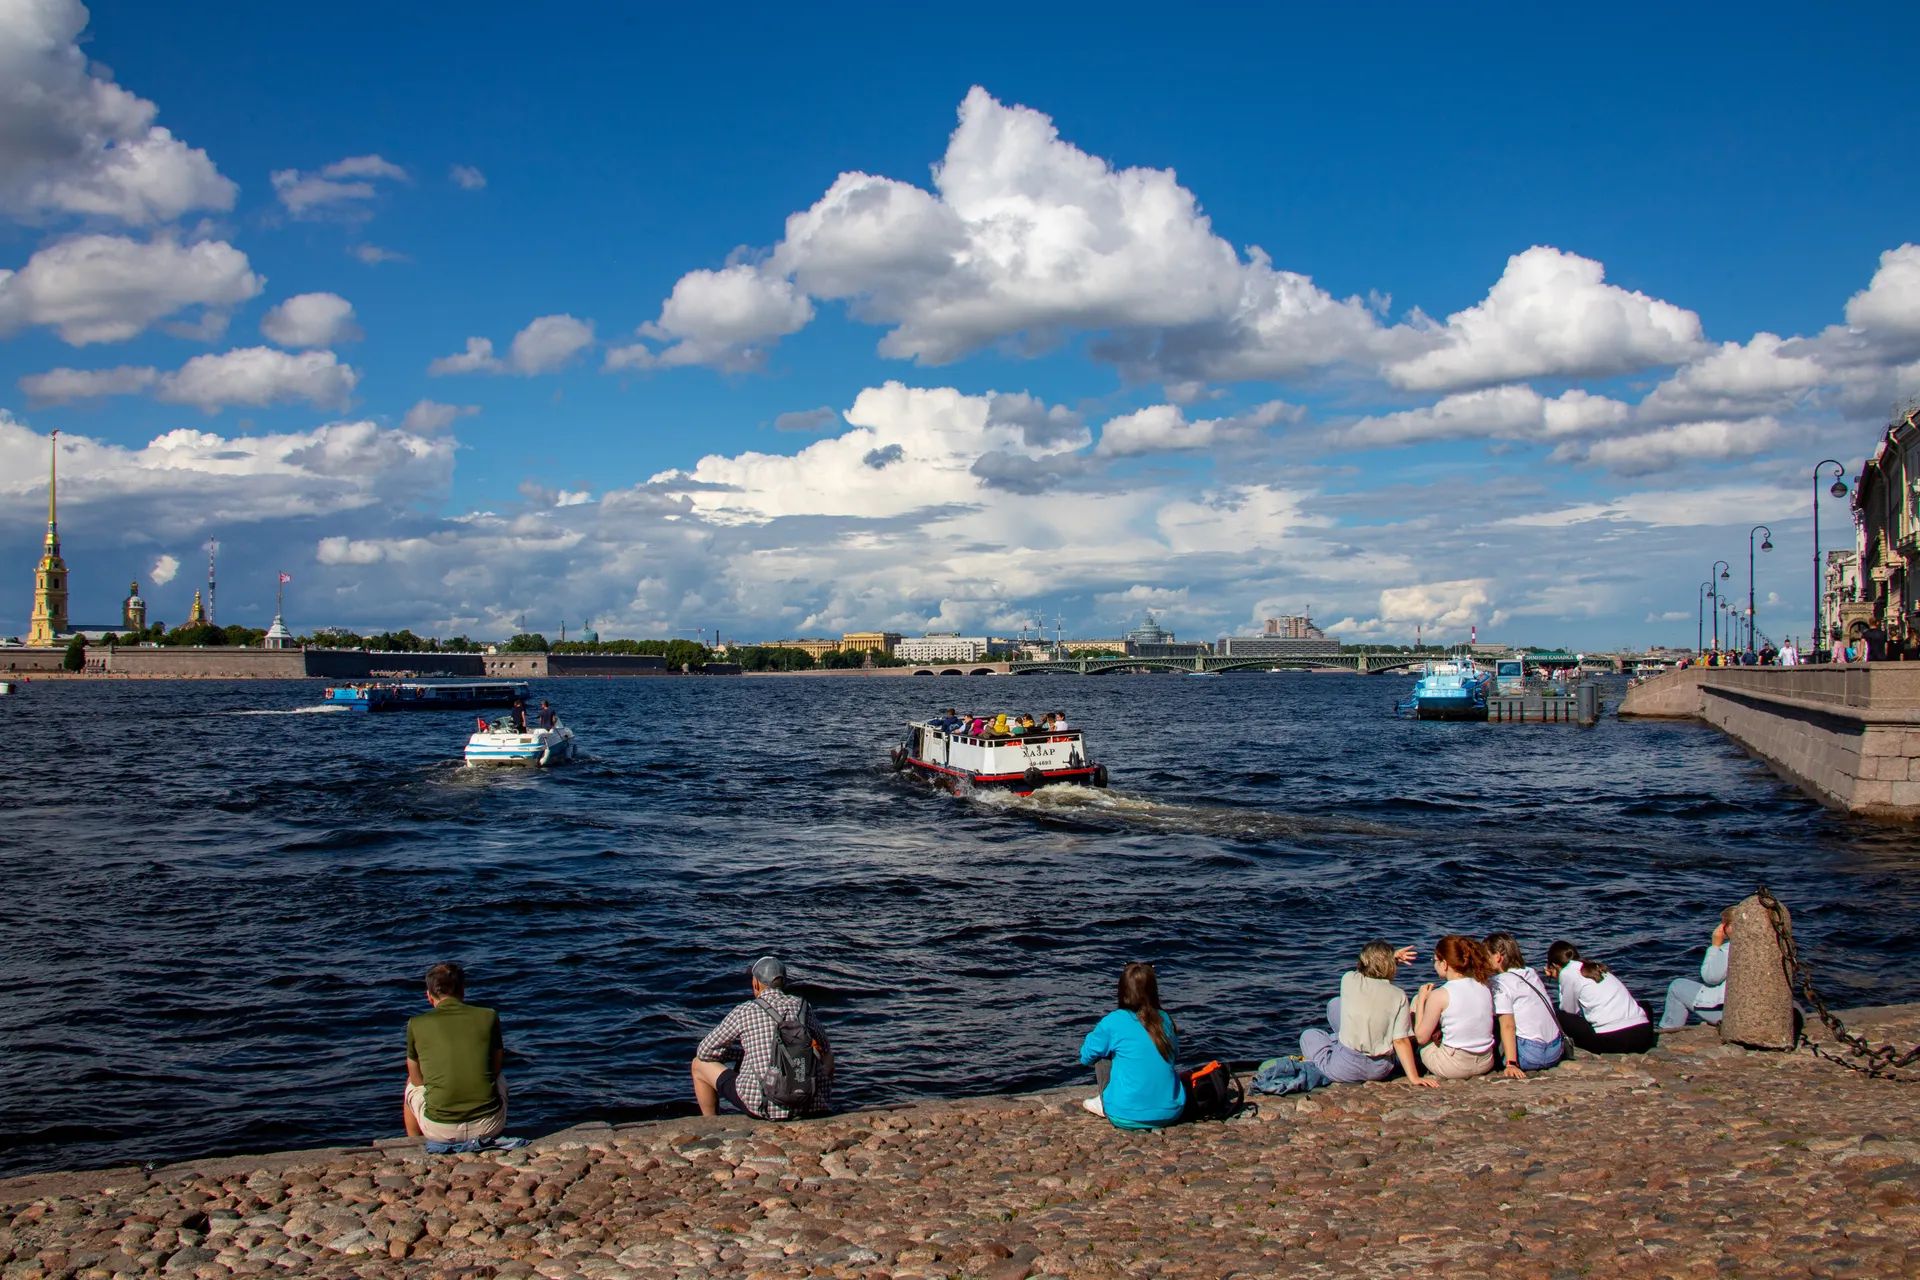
0 648 68 673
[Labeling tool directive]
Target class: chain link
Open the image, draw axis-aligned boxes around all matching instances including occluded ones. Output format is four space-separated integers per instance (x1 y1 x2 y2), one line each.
1756 884 1920 1080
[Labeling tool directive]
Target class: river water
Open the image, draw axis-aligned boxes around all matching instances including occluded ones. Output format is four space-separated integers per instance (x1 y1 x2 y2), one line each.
2 673 1917 1176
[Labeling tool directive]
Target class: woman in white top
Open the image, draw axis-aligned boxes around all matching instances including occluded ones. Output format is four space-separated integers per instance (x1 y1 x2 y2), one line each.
1407 934 1496 1079
1544 940 1655 1054
1483 932 1565 1077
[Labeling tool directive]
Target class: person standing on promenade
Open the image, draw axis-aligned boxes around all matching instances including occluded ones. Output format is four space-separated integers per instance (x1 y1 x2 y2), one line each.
403 962 507 1143
1659 908 1733 1030
1297 941 1428 1087
1865 618 1888 662
1483 933 1564 1078
1407 935 1496 1079
1545 941 1655 1053
1079 962 1188 1126
692 956 833 1120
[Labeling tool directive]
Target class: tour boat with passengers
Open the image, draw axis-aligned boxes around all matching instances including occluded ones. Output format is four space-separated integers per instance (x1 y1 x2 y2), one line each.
890 715 1108 794
324 680 530 712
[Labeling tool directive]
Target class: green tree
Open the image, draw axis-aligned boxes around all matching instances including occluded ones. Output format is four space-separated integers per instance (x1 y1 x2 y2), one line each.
62 633 87 671
502 632 550 652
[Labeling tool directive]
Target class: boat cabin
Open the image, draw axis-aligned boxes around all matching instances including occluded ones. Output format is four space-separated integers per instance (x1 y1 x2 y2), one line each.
893 718 1106 792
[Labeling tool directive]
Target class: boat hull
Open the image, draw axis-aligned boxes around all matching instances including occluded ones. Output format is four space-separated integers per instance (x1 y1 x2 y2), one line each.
900 757 1105 794
327 680 530 712
1413 697 1488 721
464 726 575 766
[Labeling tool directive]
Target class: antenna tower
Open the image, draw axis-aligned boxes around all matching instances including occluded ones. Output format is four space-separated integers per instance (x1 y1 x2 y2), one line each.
205 539 219 626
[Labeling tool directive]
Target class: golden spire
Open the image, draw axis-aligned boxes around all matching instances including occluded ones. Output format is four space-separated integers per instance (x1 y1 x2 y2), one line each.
45 429 58 549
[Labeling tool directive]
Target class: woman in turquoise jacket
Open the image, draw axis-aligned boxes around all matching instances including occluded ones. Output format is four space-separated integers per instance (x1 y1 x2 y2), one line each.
1078 962 1186 1128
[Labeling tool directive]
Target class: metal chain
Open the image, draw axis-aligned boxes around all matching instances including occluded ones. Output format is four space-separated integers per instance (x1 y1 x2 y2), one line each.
1756 884 1920 1080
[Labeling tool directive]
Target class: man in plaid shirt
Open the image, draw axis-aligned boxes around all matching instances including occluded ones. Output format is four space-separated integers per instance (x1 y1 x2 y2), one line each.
692 955 834 1119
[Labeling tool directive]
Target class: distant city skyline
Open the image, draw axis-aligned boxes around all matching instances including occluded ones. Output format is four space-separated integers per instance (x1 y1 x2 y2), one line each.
4 3 1918 649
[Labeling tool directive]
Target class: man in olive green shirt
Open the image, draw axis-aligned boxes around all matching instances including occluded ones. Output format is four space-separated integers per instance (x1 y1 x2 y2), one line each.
403 962 507 1142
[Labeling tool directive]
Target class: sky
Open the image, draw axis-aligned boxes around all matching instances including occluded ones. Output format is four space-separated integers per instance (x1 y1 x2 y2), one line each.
3 1 1918 648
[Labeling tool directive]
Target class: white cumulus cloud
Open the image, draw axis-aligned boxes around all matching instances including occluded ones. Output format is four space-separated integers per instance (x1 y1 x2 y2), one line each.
154 347 359 413
609 265 813 372
261 292 360 348
1844 243 1920 342
1384 247 1706 392
431 315 594 376
1097 401 1295 457
0 0 236 225
19 363 159 405
0 233 262 345
1346 385 1631 447
449 164 486 190
150 553 179 585
272 154 408 217
400 399 477 433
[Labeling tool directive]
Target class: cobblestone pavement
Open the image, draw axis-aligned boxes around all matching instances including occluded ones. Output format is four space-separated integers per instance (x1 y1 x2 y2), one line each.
4 1008 1918 1279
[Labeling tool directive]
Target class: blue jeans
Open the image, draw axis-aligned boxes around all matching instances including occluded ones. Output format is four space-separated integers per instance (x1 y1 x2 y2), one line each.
1660 977 1724 1030
1514 1035 1564 1070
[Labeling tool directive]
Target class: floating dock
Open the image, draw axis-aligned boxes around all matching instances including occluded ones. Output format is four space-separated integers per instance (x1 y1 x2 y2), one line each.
1487 683 1601 725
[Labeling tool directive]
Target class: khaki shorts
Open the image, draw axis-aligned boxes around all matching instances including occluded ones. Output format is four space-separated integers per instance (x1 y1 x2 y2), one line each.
405 1080 508 1142
1419 1042 1493 1079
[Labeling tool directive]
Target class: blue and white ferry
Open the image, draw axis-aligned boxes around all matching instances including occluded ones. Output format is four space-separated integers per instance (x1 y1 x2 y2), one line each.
323 680 529 712
1401 658 1491 721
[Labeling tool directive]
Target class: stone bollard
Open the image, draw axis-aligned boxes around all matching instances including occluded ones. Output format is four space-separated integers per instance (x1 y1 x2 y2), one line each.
1719 893 1797 1049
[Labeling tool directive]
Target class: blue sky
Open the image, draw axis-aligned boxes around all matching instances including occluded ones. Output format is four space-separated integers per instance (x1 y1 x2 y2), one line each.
3 1 1917 646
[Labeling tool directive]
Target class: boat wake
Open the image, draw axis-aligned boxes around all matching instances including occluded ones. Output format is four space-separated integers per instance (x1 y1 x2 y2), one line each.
966 785 1404 841
222 705 351 716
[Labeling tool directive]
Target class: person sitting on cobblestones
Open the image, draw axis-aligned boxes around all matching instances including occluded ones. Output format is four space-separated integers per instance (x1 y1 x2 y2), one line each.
1659 908 1733 1030
1298 940 1428 1087
402 962 508 1145
1408 935 1496 1080
1484 932 1565 1077
692 956 834 1121
1545 941 1655 1053
1079 962 1187 1128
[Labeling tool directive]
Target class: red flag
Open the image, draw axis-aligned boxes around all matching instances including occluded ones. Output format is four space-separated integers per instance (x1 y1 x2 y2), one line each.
279 572 291 583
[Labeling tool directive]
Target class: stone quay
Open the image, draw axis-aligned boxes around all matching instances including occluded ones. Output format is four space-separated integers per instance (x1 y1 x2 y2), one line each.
1621 664 1920 820
3 1007 1916 1279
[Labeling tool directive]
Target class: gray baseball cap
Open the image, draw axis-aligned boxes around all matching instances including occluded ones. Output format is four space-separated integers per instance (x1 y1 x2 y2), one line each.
750 955 787 988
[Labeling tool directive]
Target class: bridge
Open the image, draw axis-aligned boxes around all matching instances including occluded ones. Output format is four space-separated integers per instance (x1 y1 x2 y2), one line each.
970 652 1683 677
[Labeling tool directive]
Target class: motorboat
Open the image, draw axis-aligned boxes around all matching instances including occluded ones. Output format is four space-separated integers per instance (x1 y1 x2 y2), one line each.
1399 657 1490 721
326 680 529 712
891 717 1107 793
0 680 14 695
464 718 576 767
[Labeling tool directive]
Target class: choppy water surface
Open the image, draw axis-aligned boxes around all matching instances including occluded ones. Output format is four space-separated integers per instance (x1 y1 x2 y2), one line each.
3 673 1918 1176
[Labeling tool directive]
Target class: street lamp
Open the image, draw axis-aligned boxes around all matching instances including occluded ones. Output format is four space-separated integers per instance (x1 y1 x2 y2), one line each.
1748 525 1773 652
1813 460 1849 661
1710 560 1732 650
1698 582 1712 654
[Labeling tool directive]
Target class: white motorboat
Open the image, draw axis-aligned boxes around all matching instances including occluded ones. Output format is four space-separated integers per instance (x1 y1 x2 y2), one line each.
890 716 1107 793
464 721 576 767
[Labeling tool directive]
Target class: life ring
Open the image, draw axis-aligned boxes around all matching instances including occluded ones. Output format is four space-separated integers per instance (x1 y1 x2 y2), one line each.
1023 766 1043 791
1092 764 1110 788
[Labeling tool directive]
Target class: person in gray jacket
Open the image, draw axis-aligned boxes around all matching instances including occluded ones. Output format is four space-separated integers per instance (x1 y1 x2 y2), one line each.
1659 907 1733 1030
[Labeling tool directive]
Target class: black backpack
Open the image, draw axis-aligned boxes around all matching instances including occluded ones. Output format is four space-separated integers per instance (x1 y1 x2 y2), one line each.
1181 1060 1245 1122
757 998 825 1113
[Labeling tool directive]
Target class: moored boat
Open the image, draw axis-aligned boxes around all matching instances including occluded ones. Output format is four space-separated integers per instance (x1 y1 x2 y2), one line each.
1400 658 1490 721
890 716 1107 793
325 680 529 712
464 721 576 766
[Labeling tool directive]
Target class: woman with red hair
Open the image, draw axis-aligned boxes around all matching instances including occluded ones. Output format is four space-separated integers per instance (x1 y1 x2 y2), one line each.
1407 935 1496 1080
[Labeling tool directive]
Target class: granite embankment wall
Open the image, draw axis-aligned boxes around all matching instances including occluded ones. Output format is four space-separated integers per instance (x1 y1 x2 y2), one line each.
6 648 679 679
1621 664 1920 819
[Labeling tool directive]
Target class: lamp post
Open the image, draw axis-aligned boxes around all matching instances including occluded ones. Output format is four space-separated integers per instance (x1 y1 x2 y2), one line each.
1812 460 1849 661
1748 525 1773 653
1710 560 1732 650
1698 582 1712 654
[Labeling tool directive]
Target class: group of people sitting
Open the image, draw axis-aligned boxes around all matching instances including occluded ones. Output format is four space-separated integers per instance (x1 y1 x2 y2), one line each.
930 708 1070 737
400 914 1732 1143
1076 913 1733 1127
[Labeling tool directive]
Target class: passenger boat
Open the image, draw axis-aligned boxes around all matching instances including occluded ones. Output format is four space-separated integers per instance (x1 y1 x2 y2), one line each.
323 680 529 712
1399 657 1490 721
890 717 1107 793
464 721 576 767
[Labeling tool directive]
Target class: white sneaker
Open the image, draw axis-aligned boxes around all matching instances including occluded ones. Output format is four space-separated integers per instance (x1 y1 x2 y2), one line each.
1081 1095 1105 1117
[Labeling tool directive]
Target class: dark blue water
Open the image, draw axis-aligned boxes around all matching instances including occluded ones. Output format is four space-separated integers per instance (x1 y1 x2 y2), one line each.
3 673 1917 1176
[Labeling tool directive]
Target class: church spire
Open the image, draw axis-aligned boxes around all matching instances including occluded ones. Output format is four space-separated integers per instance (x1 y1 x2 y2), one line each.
27 430 69 646
45 429 59 550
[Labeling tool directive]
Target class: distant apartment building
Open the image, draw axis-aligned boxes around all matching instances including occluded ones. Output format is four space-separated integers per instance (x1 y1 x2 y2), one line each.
1216 612 1341 658
839 630 903 655
761 638 841 659
895 634 1003 662
1853 406 1920 641
1825 548 1865 652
